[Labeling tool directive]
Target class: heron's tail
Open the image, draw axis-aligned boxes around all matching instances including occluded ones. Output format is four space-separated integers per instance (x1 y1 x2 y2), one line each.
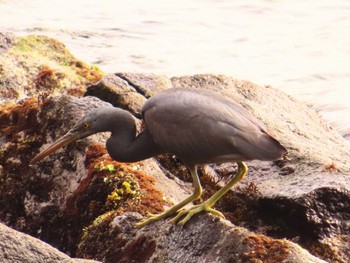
239 131 287 161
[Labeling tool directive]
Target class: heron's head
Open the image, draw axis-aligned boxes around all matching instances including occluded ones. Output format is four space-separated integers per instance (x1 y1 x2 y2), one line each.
29 107 115 165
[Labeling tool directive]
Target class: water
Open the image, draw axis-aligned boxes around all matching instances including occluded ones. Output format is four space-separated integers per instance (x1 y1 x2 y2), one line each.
1 0 350 139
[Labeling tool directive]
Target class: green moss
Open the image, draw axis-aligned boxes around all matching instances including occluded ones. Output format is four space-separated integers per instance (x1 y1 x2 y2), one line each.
84 144 166 217
80 210 117 252
92 64 101 71
95 163 116 174
78 210 156 262
12 35 73 65
0 35 103 103
89 210 116 230
13 35 46 53
103 168 141 209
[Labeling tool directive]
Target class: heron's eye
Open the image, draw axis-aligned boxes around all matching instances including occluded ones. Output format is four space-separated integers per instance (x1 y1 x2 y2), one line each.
83 123 89 129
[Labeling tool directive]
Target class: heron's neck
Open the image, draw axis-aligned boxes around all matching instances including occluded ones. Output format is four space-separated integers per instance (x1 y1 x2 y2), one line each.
105 111 163 162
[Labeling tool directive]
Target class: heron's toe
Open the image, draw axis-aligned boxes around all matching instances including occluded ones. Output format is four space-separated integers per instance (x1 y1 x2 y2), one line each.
205 207 225 218
146 212 156 217
136 208 179 228
135 215 159 228
171 203 225 226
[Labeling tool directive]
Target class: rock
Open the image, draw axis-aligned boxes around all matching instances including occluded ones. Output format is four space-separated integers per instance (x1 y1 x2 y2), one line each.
1 34 350 262
0 95 112 254
85 73 171 117
115 72 172 97
85 74 147 117
0 222 100 263
77 212 326 263
0 94 183 257
0 34 102 104
0 32 16 54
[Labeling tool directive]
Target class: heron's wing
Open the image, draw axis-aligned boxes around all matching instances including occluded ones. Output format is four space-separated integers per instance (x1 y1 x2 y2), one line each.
142 88 286 164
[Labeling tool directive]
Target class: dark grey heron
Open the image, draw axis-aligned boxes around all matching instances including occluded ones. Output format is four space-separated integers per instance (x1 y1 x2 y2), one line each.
30 88 287 227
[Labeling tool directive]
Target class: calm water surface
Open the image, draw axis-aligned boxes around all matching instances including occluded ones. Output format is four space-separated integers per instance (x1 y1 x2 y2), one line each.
1 0 350 139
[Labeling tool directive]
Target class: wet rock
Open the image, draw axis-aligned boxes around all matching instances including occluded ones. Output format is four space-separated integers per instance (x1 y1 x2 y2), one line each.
0 222 100 263
85 74 146 117
85 73 171 117
0 34 102 104
279 164 295 175
0 32 16 54
0 94 184 258
77 212 326 263
116 72 171 97
1 35 350 262
0 95 113 254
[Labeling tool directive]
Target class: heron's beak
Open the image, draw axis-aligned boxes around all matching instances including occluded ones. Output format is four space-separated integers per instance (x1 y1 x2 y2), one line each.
29 131 79 165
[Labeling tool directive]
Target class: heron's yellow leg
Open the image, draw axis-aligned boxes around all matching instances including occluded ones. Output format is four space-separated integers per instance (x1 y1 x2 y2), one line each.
136 166 202 227
172 162 248 226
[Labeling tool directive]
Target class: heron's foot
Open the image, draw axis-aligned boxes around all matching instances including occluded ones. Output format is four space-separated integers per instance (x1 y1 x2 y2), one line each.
135 209 178 228
171 202 225 227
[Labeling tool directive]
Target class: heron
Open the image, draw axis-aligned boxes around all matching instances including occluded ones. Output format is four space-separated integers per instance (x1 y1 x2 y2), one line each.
30 88 287 227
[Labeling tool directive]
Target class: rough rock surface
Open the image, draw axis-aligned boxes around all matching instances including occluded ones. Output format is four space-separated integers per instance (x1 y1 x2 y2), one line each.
0 222 99 263
0 32 102 104
77 212 327 263
1 33 350 263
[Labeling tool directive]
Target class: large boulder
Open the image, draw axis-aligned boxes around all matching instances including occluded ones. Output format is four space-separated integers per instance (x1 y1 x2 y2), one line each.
0 222 99 263
0 32 102 104
77 212 326 263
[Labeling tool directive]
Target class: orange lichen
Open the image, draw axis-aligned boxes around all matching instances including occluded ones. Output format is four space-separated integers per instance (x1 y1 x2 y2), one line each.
76 66 102 83
25 62 102 103
242 235 290 263
0 97 40 136
66 144 165 227
0 98 54 239
66 86 86 97
61 143 166 257
31 65 54 84
28 65 59 103
308 241 342 263
322 161 339 173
